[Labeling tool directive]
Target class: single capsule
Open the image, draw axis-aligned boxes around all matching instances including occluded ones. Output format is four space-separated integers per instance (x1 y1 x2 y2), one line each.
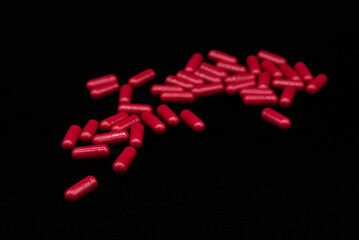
176 71 205 85
64 176 98 202
141 112 166 134
193 69 222 83
305 74 328 94
80 119 99 143
215 61 247 74
160 92 195 104
279 63 301 81
112 146 137 174
156 104 180 127
224 73 256 84
119 84 133 103
184 53 204 72
191 83 224 98
239 88 274 98
242 94 278 106
111 115 141 131
199 62 228 78
257 50 287 65
128 69 156 88
261 108 291 129
257 72 272 89
180 109 205 132
71 144 110 160
271 78 305 91
62 125 81 150
129 122 144 149
246 55 261 75
150 84 184 96
92 130 129 146
279 86 296 107
99 112 129 132
165 75 194 90
294 62 313 82
90 82 120 99
117 103 153 115
208 49 238 63
86 74 117 90
261 60 283 78
225 80 256 95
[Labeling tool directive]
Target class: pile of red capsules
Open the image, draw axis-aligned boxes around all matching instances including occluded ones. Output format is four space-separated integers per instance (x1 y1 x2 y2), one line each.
62 49 327 202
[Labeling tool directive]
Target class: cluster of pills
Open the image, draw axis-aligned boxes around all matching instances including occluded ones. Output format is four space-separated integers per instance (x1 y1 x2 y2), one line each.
62 49 327 202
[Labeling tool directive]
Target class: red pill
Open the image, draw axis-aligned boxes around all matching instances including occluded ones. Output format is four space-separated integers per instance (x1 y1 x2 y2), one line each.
71 144 110 160
294 62 313 82
194 69 222 83
239 88 274 98
261 108 291 129
224 73 256 84
191 83 224 98
208 49 238 64
261 60 283 78
305 74 328 95
156 104 180 127
257 72 272 89
92 130 129 146
111 115 141 131
129 122 144 149
247 55 261 75
184 53 204 72
176 71 205 85
119 84 133 103
64 176 98 202
180 109 205 132
117 103 153 115
165 75 194 90
80 119 99 143
199 62 228 78
279 63 301 81
112 146 137 174
215 61 247 74
90 82 120 99
86 74 117 90
99 112 129 132
225 80 256 95
128 69 156 88
279 86 296 108
242 94 278 106
141 112 166 135
150 84 184 96
257 50 287 65
160 91 195 104
271 78 305 91
62 125 81 150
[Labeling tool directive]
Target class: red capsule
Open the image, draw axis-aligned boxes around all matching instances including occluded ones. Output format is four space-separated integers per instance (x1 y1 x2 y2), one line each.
119 84 133 103
80 119 99 143
111 115 141 131
128 69 156 88
257 50 287 65
208 49 238 64
184 53 204 72
239 88 274 98
279 63 301 81
279 86 296 108
176 71 205 85
193 69 222 83
294 62 313 82
257 72 272 89
242 94 278 106
99 112 129 132
271 78 305 91
199 62 228 78
224 73 256 84
112 146 137 174
117 103 153 115
180 109 205 132
141 112 166 135
90 82 120 99
247 55 261 75
150 84 184 96
261 60 283 78
62 125 81 150
160 91 195 104
215 61 247 74
191 83 224 98
71 144 110 160
165 75 194 90
305 74 328 95
86 74 117 90
129 122 144 149
64 176 98 202
261 108 291 129
225 80 256 95
156 104 180 127
92 130 129 146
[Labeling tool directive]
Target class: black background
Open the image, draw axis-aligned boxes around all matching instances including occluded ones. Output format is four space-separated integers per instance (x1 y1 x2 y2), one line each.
2 13 359 239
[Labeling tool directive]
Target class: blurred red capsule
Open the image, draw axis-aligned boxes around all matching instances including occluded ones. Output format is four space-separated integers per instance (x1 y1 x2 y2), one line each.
141 112 166 135
279 86 296 107
90 82 120 99
247 55 261 75
305 74 328 94
71 144 110 160
99 112 129 132
257 72 272 89
176 71 205 85
111 115 141 131
294 62 313 82
180 109 205 132
261 108 291 129
191 83 224 98
112 146 137 174
128 69 156 88
129 122 144 149
64 176 98 202
257 50 287 65
92 130 129 146
80 119 99 143
62 125 81 150
215 61 247 74
160 92 195 104
117 103 153 115
156 104 180 127
225 80 256 95
242 94 278 106
119 84 133 103
208 49 238 63
86 74 117 90
184 53 203 72
199 62 228 78
165 75 194 90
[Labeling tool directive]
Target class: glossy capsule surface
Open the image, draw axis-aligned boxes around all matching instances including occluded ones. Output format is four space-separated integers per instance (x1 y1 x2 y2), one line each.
305 74 328 94
208 49 238 63
194 69 222 83
257 50 287 65
160 92 195 104
80 119 98 143
184 53 203 72
71 144 110 160
64 176 98 202
176 71 205 85
199 62 228 78
215 61 247 74
279 63 301 81
90 82 120 99
92 130 129 146
150 84 184 96
111 115 141 131
191 83 224 98
242 94 278 106
180 109 205 132
224 73 256 84
261 60 283 78
165 75 194 90
129 122 144 149
128 69 156 88
99 112 129 132
279 86 296 107
62 125 81 150
271 78 305 91
239 88 274 98
225 80 256 95
119 84 133 103
141 112 166 134
156 104 180 127
246 55 261 74
112 146 137 174
86 74 117 90
261 108 291 129
294 62 313 82
257 72 271 89
117 103 153 115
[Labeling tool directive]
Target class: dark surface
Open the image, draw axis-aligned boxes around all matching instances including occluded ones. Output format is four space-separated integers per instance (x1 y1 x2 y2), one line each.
2 20 358 239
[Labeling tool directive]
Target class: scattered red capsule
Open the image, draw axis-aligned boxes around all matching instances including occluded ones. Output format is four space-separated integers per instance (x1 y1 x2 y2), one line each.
199 62 228 78
261 60 283 78
242 94 278 106
180 109 205 132
99 112 129 132
111 115 141 131
160 91 195 104
71 144 110 160
165 75 194 90
176 71 205 85
279 63 301 81
141 112 166 135
247 55 261 75
271 78 305 91
257 72 272 89
119 84 133 103
86 74 117 90
225 80 256 95
184 53 204 72
305 74 328 95
64 176 98 202
128 69 156 88
92 130 129 146
215 61 247 74
80 119 99 143
224 73 256 84
150 84 184 96
62 125 81 150
90 82 120 99
294 62 313 82
257 50 287 65
279 86 296 108
261 108 291 129
239 88 274 98
191 83 224 98
129 122 144 149
156 104 180 127
117 103 153 115
112 146 137 174
208 49 238 64
193 69 222 83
